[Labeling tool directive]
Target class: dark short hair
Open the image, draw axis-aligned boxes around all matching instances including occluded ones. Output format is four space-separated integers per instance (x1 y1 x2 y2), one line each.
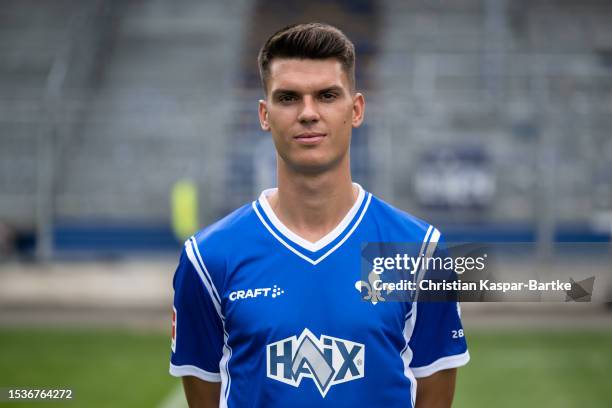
258 22 356 94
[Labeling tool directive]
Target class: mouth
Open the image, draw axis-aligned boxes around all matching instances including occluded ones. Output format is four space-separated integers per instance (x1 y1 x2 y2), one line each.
293 132 326 145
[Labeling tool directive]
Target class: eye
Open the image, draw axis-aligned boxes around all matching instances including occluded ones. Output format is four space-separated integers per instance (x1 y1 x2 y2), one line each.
319 92 338 101
277 94 297 103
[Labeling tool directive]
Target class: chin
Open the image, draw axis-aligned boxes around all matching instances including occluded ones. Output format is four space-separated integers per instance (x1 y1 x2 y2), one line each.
287 154 343 175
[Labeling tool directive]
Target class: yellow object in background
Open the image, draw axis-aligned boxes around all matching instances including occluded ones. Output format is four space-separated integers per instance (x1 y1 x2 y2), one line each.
171 179 199 242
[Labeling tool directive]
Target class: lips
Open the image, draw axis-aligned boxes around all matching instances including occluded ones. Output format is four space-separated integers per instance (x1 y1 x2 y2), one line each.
294 133 326 145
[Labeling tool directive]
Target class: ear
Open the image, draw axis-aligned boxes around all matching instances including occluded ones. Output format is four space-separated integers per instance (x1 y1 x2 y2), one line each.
258 99 271 131
351 93 365 128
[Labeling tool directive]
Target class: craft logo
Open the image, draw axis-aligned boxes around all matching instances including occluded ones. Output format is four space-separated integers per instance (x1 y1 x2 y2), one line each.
229 285 284 302
266 329 365 397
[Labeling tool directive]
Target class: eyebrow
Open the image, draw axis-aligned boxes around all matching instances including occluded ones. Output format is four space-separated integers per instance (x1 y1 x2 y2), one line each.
271 89 299 99
317 86 344 95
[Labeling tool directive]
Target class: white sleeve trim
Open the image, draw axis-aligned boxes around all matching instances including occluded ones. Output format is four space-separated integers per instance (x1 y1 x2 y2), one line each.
411 350 470 378
169 363 222 383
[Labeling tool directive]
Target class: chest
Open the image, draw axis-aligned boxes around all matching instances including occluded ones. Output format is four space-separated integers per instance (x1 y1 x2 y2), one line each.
219 248 409 350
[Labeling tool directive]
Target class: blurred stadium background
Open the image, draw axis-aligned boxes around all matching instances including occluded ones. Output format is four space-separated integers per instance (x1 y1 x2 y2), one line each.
0 0 611 406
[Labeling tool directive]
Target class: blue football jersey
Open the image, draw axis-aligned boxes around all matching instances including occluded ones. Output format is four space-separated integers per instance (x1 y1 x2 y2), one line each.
169 184 469 407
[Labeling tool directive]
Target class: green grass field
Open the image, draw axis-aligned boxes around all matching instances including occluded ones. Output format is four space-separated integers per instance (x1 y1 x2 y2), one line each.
0 328 179 407
0 327 611 407
455 329 612 408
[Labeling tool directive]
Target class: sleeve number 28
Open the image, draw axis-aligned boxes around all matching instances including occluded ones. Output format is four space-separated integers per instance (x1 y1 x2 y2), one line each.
452 329 464 339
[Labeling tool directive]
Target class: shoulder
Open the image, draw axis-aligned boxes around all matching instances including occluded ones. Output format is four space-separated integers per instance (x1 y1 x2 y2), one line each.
193 202 257 246
189 202 259 256
365 194 446 259
367 194 436 239
181 202 258 285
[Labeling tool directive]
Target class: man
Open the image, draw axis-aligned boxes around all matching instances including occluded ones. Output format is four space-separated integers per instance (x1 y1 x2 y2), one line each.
169 23 469 408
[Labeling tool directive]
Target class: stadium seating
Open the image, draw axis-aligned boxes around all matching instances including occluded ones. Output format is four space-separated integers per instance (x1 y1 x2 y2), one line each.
0 0 610 253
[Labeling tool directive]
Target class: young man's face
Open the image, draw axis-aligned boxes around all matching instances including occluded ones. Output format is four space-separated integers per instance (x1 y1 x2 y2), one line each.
258 58 365 174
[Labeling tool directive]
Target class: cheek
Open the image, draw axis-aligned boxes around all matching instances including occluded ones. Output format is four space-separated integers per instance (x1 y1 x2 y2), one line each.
268 109 295 131
336 106 354 128
322 103 350 124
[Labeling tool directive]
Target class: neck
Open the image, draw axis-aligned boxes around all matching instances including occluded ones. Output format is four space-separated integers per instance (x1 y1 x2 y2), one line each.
267 155 358 243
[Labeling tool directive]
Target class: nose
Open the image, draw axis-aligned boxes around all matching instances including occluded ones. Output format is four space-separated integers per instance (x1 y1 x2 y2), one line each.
297 96 320 124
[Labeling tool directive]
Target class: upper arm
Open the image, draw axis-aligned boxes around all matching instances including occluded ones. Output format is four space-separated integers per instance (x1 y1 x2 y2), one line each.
182 376 221 408
408 234 469 406
408 301 469 377
408 236 470 377
169 242 225 383
415 368 457 408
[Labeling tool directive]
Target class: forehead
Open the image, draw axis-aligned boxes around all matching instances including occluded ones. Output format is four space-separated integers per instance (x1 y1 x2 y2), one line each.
267 58 349 93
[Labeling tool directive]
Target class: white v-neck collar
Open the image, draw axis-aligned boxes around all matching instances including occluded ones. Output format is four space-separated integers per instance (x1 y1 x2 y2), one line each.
257 183 366 253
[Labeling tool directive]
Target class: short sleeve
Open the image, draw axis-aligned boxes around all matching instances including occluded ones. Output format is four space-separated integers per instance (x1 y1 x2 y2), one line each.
408 237 469 378
169 247 224 382
408 301 469 378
